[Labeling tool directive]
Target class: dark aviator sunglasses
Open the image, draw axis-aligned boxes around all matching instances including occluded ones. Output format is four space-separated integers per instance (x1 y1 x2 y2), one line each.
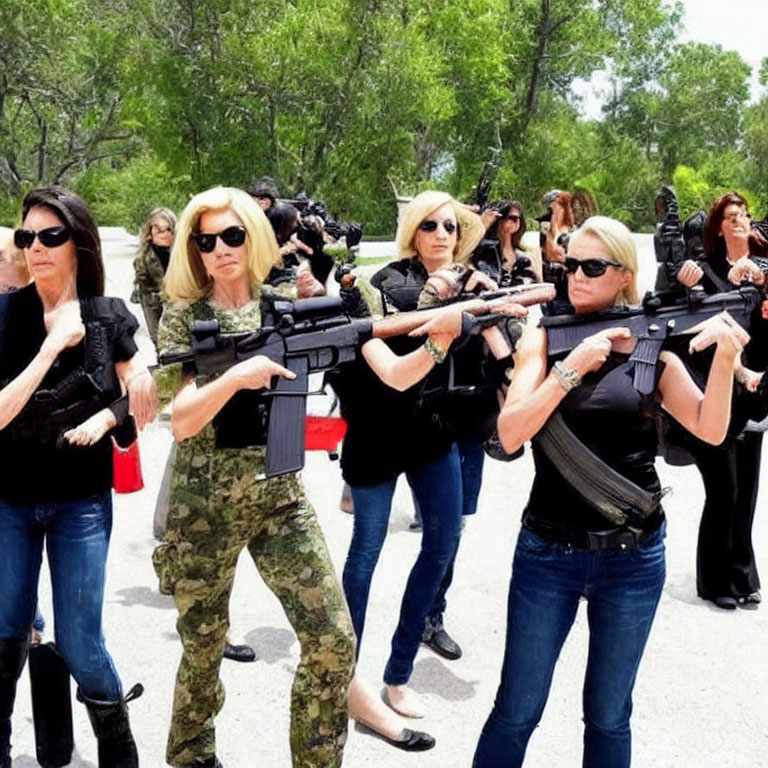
418 219 457 234
14 226 70 250
192 226 247 253
564 256 623 278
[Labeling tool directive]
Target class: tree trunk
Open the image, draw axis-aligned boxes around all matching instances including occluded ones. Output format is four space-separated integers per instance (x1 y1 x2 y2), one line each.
523 0 552 129
37 121 47 183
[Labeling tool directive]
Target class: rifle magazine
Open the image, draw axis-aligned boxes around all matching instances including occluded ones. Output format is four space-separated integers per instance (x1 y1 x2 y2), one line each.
264 357 309 477
629 339 665 396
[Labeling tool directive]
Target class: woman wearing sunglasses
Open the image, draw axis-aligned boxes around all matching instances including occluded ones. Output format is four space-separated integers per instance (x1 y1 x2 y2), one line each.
674 192 768 610
472 200 539 286
0 187 155 768
154 185 475 764
329 190 518 749
131 207 177 347
474 216 748 767
152 186 359 768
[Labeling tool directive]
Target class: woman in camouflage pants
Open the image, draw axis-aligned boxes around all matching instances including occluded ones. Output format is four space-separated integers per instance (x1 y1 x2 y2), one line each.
152 186 355 768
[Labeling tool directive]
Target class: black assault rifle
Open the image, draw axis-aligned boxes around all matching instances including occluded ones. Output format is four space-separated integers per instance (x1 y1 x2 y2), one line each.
160 297 369 478
159 284 557 476
541 285 762 396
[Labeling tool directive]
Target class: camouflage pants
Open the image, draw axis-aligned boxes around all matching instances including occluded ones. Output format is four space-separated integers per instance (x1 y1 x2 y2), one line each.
153 470 355 767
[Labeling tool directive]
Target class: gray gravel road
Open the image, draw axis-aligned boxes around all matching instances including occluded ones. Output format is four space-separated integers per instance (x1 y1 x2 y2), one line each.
10 232 768 768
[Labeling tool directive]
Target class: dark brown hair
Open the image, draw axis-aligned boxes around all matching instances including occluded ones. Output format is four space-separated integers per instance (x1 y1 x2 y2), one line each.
703 191 768 259
21 186 104 296
487 200 526 251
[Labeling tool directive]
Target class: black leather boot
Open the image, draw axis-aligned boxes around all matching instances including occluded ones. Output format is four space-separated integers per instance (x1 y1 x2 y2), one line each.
0 637 30 768
78 683 143 768
193 757 223 767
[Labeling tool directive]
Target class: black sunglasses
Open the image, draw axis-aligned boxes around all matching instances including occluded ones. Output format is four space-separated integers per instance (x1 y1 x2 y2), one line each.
418 219 457 234
503 214 522 222
14 226 70 249
564 256 623 278
192 226 247 253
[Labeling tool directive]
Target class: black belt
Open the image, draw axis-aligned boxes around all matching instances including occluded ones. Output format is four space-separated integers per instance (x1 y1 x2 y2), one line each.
522 512 658 552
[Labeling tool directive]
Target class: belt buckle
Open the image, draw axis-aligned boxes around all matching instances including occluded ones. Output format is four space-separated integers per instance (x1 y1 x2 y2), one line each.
585 528 639 552
616 528 640 552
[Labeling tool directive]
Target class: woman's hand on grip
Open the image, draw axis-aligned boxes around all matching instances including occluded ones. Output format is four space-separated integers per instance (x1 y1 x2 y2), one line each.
62 408 117 447
228 355 297 390
687 311 749 359
562 327 632 377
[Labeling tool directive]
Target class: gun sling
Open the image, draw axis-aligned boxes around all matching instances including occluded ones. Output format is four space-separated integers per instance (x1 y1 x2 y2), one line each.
533 411 663 527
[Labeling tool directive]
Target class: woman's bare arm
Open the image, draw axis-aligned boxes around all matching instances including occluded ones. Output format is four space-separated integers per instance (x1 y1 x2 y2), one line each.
658 315 746 445
170 355 295 441
0 302 84 430
497 325 632 453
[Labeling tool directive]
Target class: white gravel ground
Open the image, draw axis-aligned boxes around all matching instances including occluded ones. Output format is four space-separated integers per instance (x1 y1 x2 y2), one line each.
9 232 768 767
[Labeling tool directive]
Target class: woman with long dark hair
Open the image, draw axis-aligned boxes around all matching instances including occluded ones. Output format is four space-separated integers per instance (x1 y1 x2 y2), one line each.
677 191 768 609
473 200 538 286
0 187 154 768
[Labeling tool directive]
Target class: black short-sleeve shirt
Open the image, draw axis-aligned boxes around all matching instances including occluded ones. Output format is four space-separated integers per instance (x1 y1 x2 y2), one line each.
0 285 138 504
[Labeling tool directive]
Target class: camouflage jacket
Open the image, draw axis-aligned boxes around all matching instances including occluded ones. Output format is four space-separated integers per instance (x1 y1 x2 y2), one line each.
131 244 166 306
156 290 277 480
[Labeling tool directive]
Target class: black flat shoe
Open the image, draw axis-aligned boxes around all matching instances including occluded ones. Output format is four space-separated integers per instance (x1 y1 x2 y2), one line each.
223 643 257 662
392 728 436 751
356 721 435 751
194 757 223 768
711 596 737 610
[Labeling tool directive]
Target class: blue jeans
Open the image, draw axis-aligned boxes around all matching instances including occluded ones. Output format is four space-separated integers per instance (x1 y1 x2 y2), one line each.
342 446 462 684
427 435 486 623
473 525 665 768
0 493 123 700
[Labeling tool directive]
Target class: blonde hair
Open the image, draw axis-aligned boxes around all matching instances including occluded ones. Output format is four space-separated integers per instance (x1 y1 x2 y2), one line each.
0 226 29 287
569 215 639 305
140 207 177 251
396 190 484 263
164 187 280 302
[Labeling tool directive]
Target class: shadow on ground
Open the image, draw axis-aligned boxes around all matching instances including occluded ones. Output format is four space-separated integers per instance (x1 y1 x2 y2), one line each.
113 586 176 610
410 657 478 701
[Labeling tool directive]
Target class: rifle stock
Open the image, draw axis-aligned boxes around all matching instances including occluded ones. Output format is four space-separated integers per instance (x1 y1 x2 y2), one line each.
370 282 556 339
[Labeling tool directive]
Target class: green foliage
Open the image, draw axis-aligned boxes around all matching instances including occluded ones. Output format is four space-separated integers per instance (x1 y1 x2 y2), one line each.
75 157 190 232
743 98 768 215
0 0 764 236
672 162 758 220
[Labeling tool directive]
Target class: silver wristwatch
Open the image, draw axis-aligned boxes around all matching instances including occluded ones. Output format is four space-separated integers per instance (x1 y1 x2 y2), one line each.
552 360 582 392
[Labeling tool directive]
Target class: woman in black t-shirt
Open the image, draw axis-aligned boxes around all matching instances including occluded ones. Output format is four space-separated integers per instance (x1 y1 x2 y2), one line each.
474 216 747 768
674 191 768 609
336 191 496 750
0 187 155 768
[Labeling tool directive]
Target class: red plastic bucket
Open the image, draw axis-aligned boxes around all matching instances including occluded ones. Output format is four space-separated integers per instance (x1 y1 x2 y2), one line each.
304 416 347 452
